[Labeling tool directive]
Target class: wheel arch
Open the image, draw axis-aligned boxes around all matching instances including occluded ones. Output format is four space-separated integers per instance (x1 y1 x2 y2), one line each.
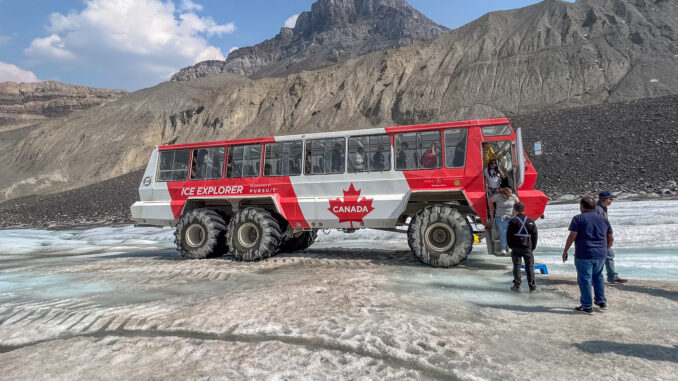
180 196 286 222
399 190 476 222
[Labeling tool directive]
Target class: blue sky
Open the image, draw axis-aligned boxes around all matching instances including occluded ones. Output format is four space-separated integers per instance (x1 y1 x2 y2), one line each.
0 0 572 90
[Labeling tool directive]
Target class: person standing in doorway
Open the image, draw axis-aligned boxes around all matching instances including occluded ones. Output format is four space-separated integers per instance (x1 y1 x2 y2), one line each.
484 159 505 197
489 187 519 256
507 202 538 293
562 196 613 314
596 191 628 284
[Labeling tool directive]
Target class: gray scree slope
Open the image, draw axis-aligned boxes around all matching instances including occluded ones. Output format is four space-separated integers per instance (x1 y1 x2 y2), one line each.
1 0 676 202
171 0 449 80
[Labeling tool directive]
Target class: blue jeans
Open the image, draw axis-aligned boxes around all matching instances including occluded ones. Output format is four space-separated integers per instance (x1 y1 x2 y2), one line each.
575 257 606 308
495 216 510 251
605 248 619 281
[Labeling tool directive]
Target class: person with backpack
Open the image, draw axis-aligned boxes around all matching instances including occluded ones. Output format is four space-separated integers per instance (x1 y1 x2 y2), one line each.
507 202 538 293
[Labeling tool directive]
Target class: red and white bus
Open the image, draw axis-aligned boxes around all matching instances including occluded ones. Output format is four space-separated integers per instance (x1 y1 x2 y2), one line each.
131 118 548 267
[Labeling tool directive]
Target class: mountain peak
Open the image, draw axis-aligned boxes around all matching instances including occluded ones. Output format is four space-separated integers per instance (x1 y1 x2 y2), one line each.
171 0 448 81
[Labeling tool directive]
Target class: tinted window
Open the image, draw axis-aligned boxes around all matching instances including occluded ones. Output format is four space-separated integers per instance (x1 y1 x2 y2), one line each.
264 141 303 177
190 146 225 180
395 131 441 170
348 134 391 172
482 125 512 137
157 149 190 181
227 144 261 178
305 138 345 175
445 129 468 168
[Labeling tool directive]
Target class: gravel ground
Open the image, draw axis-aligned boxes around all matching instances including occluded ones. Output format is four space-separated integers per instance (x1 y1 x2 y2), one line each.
1 95 676 228
511 95 678 197
0 240 676 380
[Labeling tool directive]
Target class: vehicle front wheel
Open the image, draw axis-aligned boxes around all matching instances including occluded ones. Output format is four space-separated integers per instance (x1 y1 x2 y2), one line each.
175 209 228 259
227 208 282 261
408 205 473 267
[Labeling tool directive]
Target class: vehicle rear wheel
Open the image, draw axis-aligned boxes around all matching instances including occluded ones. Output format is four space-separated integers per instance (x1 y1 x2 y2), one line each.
227 207 282 261
175 209 228 259
279 230 317 253
408 205 473 267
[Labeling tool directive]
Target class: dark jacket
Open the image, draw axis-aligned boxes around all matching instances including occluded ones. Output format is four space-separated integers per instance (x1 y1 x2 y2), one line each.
506 214 538 251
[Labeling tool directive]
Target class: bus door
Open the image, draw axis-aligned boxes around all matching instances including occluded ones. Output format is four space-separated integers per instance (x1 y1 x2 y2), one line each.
482 140 515 194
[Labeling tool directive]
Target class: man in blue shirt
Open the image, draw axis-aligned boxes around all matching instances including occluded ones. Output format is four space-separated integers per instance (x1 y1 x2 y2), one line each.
562 196 614 314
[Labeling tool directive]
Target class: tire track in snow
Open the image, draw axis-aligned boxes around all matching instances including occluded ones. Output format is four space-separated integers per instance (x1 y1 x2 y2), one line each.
0 328 459 380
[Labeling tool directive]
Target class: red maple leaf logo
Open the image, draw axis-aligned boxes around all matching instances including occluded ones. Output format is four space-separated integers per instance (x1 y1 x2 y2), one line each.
328 184 375 228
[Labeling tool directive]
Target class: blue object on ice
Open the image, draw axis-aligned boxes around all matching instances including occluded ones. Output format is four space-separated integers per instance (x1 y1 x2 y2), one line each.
522 263 548 274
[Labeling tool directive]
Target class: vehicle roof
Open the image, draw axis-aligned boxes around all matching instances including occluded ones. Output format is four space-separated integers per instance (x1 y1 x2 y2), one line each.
158 118 511 151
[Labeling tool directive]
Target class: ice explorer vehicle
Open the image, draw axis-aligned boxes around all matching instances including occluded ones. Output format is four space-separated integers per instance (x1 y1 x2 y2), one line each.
131 119 548 267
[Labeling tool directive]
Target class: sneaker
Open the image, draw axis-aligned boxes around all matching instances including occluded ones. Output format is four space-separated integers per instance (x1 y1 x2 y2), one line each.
610 278 628 284
500 249 508 256
575 306 593 314
511 285 521 293
595 302 607 310
529 286 537 293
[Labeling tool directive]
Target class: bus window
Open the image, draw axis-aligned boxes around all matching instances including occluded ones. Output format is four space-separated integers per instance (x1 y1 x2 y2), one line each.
157 149 190 181
227 144 261 178
482 125 512 137
395 131 441 170
264 141 302 177
190 146 225 180
348 134 390 172
304 138 345 175
444 129 467 168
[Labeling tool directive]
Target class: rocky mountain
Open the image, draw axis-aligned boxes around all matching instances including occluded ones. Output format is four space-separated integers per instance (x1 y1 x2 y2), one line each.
1 0 677 203
0 81 127 131
171 0 449 80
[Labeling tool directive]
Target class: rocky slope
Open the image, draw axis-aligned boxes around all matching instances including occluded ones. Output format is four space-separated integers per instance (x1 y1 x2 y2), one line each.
0 81 127 131
1 95 676 228
1 0 677 203
171 0 448 80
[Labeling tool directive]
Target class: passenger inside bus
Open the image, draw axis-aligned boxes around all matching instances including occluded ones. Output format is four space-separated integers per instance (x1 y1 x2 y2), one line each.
396 141 408 169
421 142 440 169
331 143 344 173
372 146 385 171
451 141 466 167
191 148 213 179
349 144 366 172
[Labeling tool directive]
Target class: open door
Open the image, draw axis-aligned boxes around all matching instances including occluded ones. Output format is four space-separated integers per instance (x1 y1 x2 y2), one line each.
482 140 515 255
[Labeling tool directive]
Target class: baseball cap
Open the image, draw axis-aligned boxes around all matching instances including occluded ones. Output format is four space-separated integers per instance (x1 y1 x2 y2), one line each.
599 190 617 199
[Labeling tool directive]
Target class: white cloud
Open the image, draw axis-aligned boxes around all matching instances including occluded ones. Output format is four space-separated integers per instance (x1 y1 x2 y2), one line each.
284 14 299 29
25 34 76 61
24 0 235 89
0 35 11 45
180 0 203 12
0 61 39 83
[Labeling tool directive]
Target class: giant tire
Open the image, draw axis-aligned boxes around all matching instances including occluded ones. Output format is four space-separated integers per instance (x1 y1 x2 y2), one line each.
279 230 317 253
227 207 282 261
407 205 474 267
174 209 228 259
